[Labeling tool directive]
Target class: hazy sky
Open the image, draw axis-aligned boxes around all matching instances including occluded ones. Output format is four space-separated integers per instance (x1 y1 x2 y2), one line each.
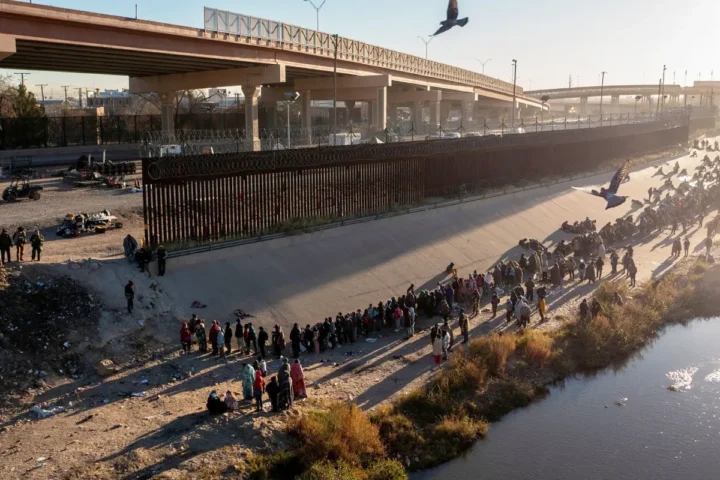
2 0 719 99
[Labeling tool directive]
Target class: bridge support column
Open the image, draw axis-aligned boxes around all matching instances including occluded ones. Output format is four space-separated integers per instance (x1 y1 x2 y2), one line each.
462 101 474 127
301 91 312 145
344 100 355 126
440 101 453 127
367 101 375 127
376 87 387 130
241 85 261 152
264 104 278 130
159 92 176 142
411 101 425 133
579 96 588 114
429 101 441 131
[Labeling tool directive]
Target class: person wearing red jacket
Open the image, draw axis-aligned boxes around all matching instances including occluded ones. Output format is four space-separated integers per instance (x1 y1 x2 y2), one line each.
209 320 221 356
253 369 265 412
180 322 192 353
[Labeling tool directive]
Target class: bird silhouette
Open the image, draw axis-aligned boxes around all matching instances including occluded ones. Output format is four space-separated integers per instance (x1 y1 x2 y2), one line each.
432 0 469 36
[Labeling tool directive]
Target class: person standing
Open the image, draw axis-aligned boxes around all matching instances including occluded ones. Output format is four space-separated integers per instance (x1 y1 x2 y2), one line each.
235 320 244 353
124 281 135 314
217 325 226 358
196 318 208 353
595 256 604 279
431 326 442 365
628 262 638 287
246 323 258 354
266 376 280 412
272 325 286 358
610 251 619 274
209 320 221 356
0 229 11 265
705 236 713 257
407 304 416 339
253 369 265 412
290 359 307 399
257 326 268 359
290 323 301 358
524 278 535 301
459 309 470 344
490 293 500 318
12 227 26 262
123 234 138 264
156 244 167 276
224 322 233 355
29 230 44 261
180 322 192 353
684 237 691 257
242 362 255 401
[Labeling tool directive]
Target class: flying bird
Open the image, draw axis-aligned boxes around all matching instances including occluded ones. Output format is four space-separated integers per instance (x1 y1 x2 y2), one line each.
573 160 631 210
432 0 469 36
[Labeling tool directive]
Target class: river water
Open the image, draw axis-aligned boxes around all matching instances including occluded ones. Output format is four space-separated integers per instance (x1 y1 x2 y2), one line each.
416 319 720 480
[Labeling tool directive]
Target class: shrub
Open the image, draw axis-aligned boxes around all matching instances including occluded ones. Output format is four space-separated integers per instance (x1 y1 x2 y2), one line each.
482 379 538 421
468 334 516 375
365 460 408 480
516 330 553 368
371 410 425 461
290 403 385 468
299 460 365 480
246 451 303 480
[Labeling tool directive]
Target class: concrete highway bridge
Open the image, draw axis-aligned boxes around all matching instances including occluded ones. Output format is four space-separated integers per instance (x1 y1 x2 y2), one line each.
527 83 717 112
0 1 543 150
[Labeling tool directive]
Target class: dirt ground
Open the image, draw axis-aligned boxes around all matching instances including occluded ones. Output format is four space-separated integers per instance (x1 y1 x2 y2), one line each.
0 135 719 479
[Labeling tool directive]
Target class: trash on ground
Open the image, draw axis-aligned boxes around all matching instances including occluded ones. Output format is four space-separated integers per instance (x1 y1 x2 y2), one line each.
30 405 66 419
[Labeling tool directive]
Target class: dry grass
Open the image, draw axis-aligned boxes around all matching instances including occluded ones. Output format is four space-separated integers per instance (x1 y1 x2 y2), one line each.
290 402 385 467
468 334 517 375
516 330 554 368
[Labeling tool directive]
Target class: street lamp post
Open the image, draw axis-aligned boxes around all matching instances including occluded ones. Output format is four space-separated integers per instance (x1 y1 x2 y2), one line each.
303 0 327 31
418 36 434 60
660 64 667 112
511 59 517 128
476 58 491 74
599 71 606 120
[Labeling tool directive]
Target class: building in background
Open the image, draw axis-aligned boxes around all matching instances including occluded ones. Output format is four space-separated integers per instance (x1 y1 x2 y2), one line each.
86 89 131 114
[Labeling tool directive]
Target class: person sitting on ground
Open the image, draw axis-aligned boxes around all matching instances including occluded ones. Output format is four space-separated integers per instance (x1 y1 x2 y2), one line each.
206 390 228 415
225 391 239 412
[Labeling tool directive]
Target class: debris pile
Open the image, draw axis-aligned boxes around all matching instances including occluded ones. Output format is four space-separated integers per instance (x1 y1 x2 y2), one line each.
0 266 102 400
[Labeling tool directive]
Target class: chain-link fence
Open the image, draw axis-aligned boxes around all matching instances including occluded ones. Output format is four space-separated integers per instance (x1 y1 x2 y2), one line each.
140 109 700 157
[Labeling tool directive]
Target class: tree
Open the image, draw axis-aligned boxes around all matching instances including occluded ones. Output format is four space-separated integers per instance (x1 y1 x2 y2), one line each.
0 74 17 118
10 84 47 148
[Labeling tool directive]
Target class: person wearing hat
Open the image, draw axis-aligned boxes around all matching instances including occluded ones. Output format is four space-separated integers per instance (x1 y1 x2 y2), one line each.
124 281 135 313
12 226 27 262
156 244 167 276
0 228 11 265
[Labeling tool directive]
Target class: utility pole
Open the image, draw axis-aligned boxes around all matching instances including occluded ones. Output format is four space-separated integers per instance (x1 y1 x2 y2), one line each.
35 84 47 103
235 93 240 113
685 70 687 87
660 65 667 112
599 71 606 119
332 33 338 145
14 72 31 86
77 87 84 108
673 70 675 85
656 78 662 115
511 59 518 128
569 75 573 89
61 85 71 103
